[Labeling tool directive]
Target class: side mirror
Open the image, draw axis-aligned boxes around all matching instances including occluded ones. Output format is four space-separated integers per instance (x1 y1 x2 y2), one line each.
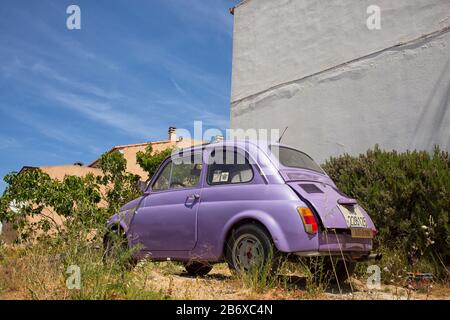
137 180 148 193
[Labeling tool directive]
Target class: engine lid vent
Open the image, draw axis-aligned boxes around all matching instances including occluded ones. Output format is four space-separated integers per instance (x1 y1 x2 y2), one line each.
299 183 323 194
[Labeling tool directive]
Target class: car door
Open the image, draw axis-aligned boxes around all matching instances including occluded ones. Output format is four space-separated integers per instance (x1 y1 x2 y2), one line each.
130 152 203 251
194 147 266 258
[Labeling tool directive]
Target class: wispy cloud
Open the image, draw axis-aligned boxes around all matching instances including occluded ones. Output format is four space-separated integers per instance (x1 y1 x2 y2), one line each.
0 58 165 139
127 40 230 101
0 0 232 165
0 136 20 150
171 78 186 96
163 55 229 100
200 110 230 129
41 88 156 138
3 107 102 156
163 0 235 38
31 63 124 100
0 5 121 73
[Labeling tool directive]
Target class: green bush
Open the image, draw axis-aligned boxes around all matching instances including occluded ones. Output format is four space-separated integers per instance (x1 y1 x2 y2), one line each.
323 146 450 278
0 150 142 241
0 148 174 299
136 145 173 179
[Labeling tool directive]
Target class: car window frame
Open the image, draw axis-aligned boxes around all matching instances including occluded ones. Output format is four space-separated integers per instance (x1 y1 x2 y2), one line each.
269 145 325 174
150 152 203 194
150 159 173 192
205 147 255 186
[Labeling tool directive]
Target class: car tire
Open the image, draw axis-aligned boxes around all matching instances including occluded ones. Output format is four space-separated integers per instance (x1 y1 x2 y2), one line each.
225 223 281 275
309 257 356 283
184 261 213 277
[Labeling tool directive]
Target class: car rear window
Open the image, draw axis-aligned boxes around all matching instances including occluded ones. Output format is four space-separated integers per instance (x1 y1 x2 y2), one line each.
270 145 324 174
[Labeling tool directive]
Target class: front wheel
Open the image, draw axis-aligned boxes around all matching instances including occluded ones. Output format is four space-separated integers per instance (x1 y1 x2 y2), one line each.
225 224 280 275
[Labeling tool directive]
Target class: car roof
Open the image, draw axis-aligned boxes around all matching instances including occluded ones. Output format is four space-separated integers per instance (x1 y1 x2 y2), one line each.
176 139 275 153
172 139 315 164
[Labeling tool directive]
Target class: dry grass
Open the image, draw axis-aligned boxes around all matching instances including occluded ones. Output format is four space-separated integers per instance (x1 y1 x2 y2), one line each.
0 239 168 300
1 243 449 300
0 245 66 299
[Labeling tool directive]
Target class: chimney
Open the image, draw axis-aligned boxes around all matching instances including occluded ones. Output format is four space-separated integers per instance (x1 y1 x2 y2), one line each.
168 127 177 142
211 135 224 143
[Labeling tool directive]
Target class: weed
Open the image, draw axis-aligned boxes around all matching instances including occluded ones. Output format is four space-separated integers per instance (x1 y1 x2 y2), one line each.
0 232 167 300
235 253 279 293
301 257 331 297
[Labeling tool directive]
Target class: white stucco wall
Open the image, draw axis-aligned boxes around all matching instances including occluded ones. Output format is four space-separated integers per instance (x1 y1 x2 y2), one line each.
230 0 450 162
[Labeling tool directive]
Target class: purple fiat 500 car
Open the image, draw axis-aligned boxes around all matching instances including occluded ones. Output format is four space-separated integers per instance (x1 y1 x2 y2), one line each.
105 140 379 280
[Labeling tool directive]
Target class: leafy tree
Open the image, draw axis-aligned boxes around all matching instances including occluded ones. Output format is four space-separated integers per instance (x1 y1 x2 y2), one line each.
0 143 176 241
0 169 59 239
0 150 141 241
136 144 173 179
96 151 141 215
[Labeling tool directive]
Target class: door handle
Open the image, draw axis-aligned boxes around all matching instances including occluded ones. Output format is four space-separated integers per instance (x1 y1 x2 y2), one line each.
186 193 200 202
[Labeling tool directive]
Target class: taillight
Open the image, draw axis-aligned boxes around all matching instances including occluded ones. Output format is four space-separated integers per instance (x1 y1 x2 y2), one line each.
297 207 318 234
372 228 378 238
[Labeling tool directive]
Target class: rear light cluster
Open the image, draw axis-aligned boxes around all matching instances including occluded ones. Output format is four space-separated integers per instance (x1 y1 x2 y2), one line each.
372 229 378 238
297 207 318 234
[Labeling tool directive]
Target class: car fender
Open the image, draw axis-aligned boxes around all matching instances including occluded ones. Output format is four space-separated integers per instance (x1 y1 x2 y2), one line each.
107 195 146 233
107 212 131 233
221 209 291 253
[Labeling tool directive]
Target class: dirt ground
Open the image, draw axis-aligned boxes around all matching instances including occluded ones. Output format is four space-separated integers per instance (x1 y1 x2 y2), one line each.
137 262 450 300
1 255 449 300
136 263 450 300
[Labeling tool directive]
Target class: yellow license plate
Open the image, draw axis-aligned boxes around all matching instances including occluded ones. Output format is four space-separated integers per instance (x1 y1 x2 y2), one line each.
350 228 373 239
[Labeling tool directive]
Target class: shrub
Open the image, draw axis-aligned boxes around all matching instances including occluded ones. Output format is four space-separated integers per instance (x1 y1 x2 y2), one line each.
0 145 177 299
136 145 173 179
323 145 450 278
0 150 141 241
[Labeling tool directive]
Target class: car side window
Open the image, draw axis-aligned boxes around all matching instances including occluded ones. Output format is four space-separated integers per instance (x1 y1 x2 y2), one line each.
152 161 172 191
207 149 253 185
170 154 202 189
152 154 202 191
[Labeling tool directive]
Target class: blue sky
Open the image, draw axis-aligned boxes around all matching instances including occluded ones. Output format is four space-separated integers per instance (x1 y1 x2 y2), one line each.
0 0 239 192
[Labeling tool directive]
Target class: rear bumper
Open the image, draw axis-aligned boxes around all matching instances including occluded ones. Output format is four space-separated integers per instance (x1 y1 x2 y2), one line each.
294 251 382 262
318 230 373 252
293 229 377 261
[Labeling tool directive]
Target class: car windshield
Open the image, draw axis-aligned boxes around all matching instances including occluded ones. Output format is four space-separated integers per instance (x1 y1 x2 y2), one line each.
270 145 324 174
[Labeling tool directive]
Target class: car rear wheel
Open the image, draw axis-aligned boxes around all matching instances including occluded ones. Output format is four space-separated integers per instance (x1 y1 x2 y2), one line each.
226 223 280 275
184 261 213 277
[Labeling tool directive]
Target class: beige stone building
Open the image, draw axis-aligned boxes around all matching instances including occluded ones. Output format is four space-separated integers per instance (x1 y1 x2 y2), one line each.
88 127 202 181
17 127 202 183
0 128 203 243
19 164 102 180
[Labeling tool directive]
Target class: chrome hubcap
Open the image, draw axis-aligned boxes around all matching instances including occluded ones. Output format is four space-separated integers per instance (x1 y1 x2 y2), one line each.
232 234 264 272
